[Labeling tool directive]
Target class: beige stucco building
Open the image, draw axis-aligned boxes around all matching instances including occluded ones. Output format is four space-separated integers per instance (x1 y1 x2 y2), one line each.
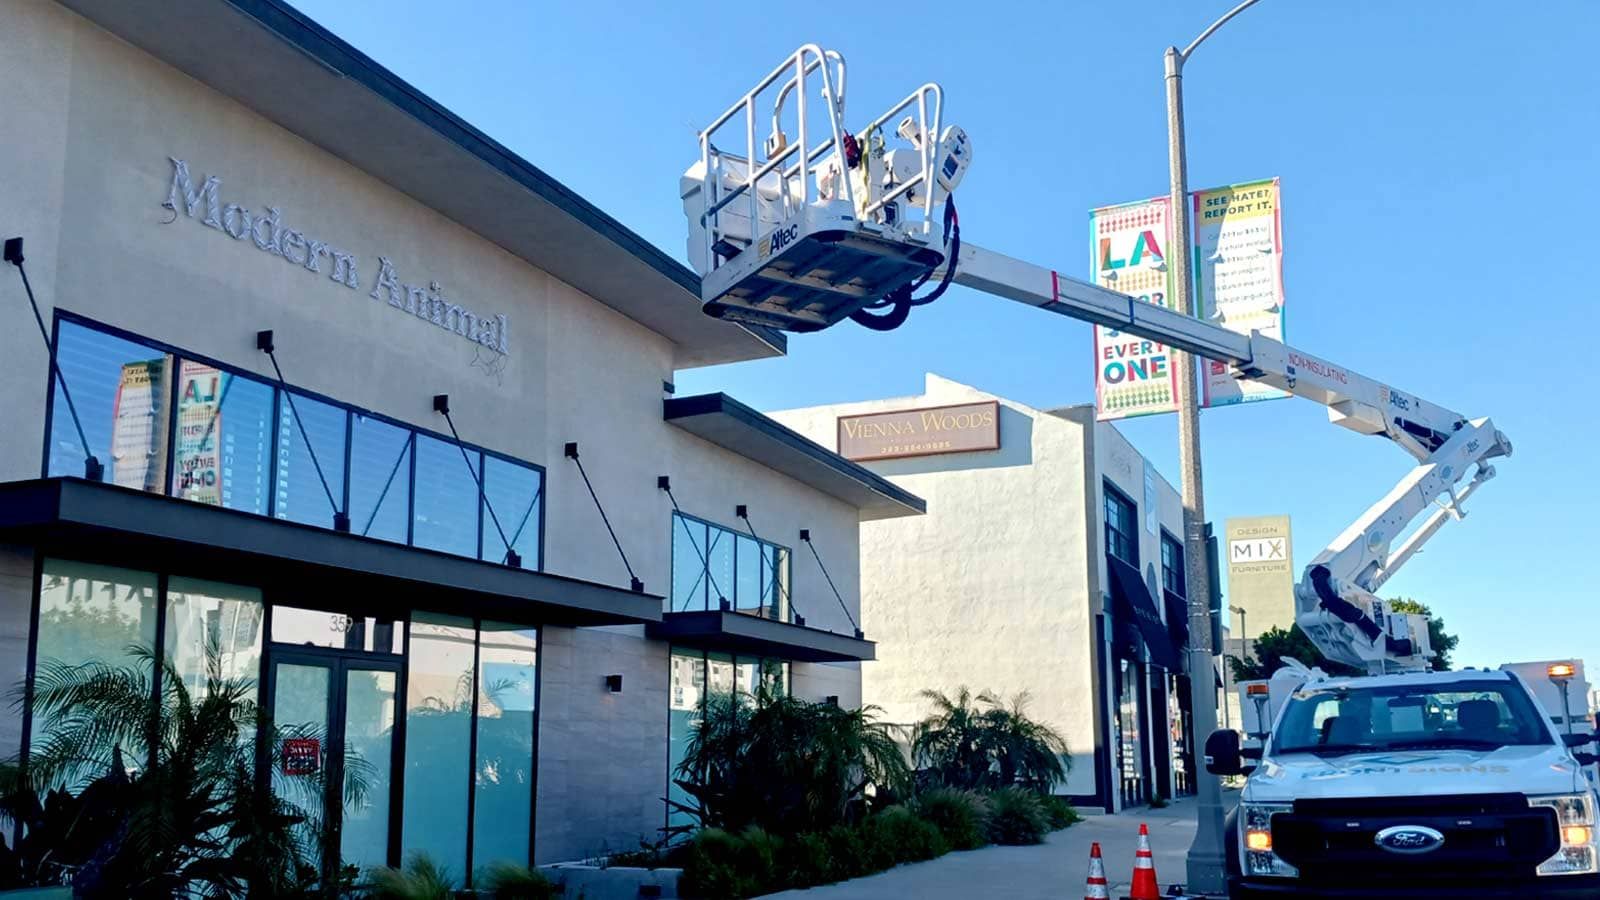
774 374 1203 811
0 0 924 882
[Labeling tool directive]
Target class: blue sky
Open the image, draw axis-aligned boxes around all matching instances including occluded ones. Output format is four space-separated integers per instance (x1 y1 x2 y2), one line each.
293 0 1598 668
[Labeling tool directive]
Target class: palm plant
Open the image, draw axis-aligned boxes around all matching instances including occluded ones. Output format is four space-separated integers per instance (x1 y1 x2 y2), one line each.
6 644 332 898
912 687 1069 793
673 693 910 837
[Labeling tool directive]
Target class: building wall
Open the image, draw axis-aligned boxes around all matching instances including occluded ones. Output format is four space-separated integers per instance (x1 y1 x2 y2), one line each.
0 0 866 865
773 375 1102 797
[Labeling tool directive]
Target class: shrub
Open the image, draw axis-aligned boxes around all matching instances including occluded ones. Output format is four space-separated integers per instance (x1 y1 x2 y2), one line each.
823 823 871 880
910 787 992 850
369 852 455 900
987 787 1049 845
914 688 1071 793
862 805 948 867
779 831 837 889
1043 795 1082 830
478 860 557 899
679 827 784 899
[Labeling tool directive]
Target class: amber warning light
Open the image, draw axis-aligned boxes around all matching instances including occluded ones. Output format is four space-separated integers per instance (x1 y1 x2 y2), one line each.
1549 662 1577 680
1247 683 1271 696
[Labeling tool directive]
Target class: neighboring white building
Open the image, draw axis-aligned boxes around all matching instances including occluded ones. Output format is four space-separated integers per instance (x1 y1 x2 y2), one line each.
774 374 1204 811
0 0 923 881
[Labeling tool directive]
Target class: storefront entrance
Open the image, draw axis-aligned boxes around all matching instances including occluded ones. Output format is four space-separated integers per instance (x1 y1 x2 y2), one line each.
267 637 403 877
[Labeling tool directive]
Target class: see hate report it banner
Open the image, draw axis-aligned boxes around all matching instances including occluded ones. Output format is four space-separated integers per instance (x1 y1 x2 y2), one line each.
1193 178 1288 407
1089 197 1178 421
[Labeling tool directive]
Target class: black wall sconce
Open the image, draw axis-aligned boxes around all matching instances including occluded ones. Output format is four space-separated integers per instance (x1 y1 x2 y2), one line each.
604 674 623 693
824 695 840 707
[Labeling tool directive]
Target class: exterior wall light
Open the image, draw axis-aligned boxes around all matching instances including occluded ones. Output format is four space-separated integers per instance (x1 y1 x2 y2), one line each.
605 674 623 693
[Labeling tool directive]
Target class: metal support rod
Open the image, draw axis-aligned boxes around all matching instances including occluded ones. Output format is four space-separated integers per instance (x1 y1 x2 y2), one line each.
6 239 102 482
434 398 518 566
1166 3 1265 887
260 333 347 532
800 531 859 633
566 443 643 592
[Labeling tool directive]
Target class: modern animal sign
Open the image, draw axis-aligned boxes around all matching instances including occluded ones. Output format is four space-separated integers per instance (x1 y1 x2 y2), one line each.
162 157 509 355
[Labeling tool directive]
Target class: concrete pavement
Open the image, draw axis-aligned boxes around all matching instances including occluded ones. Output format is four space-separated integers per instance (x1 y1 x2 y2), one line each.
759 794 1233 899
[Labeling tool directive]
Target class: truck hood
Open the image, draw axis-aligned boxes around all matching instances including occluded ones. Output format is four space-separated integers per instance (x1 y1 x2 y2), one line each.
1244 745 1585 803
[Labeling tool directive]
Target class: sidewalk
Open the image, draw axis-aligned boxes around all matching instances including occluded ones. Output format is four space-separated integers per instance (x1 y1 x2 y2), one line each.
759 795 1230 899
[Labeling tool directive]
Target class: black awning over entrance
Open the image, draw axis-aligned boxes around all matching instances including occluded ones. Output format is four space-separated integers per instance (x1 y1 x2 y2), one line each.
0 478 661 627
647 610 876 663
1107 555 1181 671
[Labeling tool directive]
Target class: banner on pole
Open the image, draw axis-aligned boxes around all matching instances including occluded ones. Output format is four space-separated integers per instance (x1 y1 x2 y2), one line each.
1193 178 1288 407
1089 197 1178 420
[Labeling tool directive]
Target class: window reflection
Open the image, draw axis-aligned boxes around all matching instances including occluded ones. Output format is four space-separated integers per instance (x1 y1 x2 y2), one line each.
481 456 542 569
173 361 272 515
402 612 476 873
275 392 347 529
669 514 792 620
413 435 480 558
671 517 709 612
271 606 401 654
667 650 706 830
473 622 537 871
165 577 264 700
49 321 173 490
30 559 159 788
349 415 412 544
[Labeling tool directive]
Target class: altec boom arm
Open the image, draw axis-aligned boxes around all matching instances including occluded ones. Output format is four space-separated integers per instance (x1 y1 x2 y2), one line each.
680 45 1511 673
942 243 1510 671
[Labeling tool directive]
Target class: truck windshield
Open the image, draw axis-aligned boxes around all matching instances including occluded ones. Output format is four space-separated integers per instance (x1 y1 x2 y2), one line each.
1273 679 1553 755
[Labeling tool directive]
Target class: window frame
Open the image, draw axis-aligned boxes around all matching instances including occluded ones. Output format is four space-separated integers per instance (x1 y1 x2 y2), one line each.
43 311 545 569
1103 481 1139 566
668 510 793 620
1160 529 1186 598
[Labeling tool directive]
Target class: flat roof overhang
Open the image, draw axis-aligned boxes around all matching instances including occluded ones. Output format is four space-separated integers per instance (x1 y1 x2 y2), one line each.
56 0 783 369
0 478 661 628
664 394 926 521
647 611 875 664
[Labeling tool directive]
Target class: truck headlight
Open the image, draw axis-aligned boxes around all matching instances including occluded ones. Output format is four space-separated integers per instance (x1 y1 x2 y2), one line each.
1240 802 1297 878
1531 793 1599 876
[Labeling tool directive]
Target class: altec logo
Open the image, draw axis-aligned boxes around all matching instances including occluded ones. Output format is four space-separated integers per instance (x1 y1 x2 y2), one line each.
759 223 800 260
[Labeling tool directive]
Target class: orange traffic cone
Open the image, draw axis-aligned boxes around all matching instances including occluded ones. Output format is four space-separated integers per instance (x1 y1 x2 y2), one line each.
1129 823 1160 899
1084 841 1109 900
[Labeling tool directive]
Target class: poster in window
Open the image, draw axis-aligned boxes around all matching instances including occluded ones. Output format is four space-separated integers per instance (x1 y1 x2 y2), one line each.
111 359 168 491
282 737 320 775
174 362 223 505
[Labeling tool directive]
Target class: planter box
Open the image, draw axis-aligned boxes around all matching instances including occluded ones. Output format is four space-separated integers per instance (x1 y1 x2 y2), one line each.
542 863 681 900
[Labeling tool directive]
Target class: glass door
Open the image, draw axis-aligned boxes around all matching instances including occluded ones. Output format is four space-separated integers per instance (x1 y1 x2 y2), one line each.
269 652 400 878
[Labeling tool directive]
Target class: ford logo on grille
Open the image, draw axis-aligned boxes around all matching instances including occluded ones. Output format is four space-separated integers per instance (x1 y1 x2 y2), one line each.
1374 825 1445 855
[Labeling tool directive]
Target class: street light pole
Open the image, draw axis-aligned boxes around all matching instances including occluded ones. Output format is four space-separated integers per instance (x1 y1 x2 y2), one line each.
1168 1 1264 892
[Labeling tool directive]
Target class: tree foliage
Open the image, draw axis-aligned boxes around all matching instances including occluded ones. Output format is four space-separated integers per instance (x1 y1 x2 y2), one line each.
912 688 1070 793
673 692 910 837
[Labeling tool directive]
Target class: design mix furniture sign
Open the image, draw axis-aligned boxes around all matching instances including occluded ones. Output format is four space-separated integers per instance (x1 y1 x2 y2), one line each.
1225 514 1295 637
1193 178 1288 407
1089 197 1178 420
837 401 1000 461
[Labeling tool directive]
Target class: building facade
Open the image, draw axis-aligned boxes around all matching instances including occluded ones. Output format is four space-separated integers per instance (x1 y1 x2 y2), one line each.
774 374 1198 812
0 0 923 881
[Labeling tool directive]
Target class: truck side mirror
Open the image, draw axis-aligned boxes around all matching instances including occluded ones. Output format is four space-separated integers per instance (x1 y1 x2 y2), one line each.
1562 732 1595 748
1205 729 1253 777
1574 751 1599 767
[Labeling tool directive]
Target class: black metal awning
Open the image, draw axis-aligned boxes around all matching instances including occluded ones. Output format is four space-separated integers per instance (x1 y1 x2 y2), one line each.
1107 555 1182 671
646 610 876 663
0 478 661 627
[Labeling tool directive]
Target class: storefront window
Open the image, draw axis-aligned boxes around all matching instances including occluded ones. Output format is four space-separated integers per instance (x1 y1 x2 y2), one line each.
413 435 481 558
48 320 173 491
472 622 537 871
481 456 542 570
667 650 706 830
275 392 348 529
1105 484 1138 565
172 360 272 515
401 612 476 875
45 318 544 569
30 560 159 785
164 577 263 702
349 415 412 543
669 513 792 619
671 516 710 612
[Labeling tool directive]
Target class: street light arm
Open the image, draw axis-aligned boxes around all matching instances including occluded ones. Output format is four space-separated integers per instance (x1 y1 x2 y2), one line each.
1180 0 1266 61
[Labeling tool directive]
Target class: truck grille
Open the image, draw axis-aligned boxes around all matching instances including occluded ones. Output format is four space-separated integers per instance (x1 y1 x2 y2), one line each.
1273 794 1560 886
